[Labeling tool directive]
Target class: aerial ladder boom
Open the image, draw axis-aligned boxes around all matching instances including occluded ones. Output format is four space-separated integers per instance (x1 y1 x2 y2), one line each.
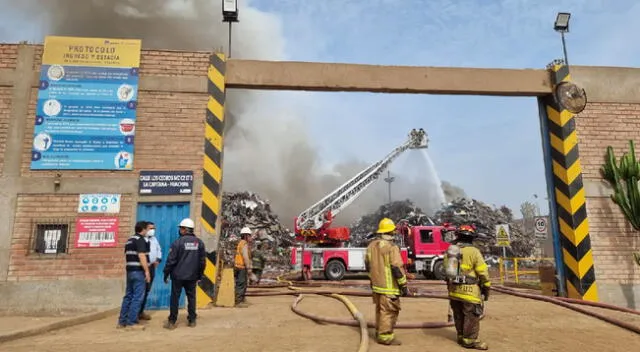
294 128 428 244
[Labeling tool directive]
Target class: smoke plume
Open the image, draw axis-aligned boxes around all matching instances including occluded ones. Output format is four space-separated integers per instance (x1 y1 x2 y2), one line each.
3 0 466 226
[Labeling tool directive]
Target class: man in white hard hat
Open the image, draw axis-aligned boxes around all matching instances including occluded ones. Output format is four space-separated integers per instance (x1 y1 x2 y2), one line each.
162 218 206 329
234 226 253 307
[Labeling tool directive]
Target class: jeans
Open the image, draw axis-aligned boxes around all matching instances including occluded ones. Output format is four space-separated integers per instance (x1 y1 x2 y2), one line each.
118 270 147 326
139 265 156 315
168 279 198 323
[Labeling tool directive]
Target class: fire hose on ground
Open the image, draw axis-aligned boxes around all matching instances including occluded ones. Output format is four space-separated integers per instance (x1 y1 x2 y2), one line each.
260 278 487 352
257 278 640 336
285 280 370 352
491 286 640 335
293 294 370 352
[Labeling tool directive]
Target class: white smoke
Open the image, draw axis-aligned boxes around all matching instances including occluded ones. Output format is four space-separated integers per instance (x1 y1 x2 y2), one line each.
1 0 464 226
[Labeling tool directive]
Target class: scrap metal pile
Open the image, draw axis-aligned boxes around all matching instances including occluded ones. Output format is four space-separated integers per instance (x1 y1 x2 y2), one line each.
349 198 536 257
434 198 535 257
219 192 294 270
349 200 436 247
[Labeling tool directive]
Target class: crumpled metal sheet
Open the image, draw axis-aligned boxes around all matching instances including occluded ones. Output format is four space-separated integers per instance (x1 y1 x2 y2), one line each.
348 198 535 257
349 200 436 247
433 198 534 257
218 191 295 267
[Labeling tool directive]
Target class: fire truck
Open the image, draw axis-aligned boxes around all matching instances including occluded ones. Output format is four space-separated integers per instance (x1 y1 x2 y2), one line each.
290 128 456 280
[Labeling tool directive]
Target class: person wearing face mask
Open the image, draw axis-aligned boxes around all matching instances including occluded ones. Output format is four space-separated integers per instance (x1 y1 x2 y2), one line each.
116 221 151 330
138 221 162 321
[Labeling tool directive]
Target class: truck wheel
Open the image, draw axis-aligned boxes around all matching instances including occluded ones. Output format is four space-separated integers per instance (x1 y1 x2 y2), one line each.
433 260 446 281
423 270 435 280
325 260 346 281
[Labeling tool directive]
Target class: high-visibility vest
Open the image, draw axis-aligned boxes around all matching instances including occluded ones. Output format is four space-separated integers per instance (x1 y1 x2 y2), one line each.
235 240 248 269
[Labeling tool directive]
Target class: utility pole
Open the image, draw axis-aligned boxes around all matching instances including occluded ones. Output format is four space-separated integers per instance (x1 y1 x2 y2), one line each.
383 171 395 204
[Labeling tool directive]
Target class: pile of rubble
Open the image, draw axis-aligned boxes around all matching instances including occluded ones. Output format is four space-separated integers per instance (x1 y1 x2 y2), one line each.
218 192 295 270
434 198 535 257
349 198 536 257
349 200 436 246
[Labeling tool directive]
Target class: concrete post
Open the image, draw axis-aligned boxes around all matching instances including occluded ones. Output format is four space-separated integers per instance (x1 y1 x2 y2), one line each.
0 45 34 281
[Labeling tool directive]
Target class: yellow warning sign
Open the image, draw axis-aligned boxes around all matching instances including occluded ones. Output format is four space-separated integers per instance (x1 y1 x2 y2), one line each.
495 224 511 247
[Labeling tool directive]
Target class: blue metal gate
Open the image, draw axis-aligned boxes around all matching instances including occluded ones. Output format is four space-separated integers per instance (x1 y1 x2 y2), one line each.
136 202 190 310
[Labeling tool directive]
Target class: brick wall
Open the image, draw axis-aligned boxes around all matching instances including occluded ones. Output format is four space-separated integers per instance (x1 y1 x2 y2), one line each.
576 102 640 284
0 44 18 69
8 194 133 281
2 44 212 284
0 87 11 173
139 50 210 76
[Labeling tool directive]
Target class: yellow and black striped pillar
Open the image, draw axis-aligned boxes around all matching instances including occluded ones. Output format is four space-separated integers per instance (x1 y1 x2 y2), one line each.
196 53 227 306
540 63 598 301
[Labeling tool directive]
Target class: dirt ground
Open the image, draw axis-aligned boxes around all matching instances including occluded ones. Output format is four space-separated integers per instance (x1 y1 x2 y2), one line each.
0 316 68 335
1 288 639 352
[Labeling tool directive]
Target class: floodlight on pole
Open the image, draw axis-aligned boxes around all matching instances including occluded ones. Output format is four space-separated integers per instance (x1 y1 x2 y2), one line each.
554 12 571 66
551 11 587 115
222 0 239 58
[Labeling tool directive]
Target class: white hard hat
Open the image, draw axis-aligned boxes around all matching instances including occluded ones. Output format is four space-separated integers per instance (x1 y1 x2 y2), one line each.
240 227 252 235
179 218 195 229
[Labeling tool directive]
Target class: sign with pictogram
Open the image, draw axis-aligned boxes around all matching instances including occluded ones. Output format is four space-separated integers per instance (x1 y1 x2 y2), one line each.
495 224 511 247
534 216 548 239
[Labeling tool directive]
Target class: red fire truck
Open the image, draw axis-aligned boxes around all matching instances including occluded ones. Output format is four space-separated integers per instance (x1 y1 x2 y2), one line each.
290 128 457 280
290 222 457 280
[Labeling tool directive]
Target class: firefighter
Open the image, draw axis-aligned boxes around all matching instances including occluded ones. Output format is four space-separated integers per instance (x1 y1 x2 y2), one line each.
365 217 409 346
251 241 268 285
443 224 490 350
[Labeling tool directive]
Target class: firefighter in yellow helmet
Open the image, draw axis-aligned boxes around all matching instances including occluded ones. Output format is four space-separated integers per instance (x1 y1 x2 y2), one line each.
365 218 409 346
443 224 490 350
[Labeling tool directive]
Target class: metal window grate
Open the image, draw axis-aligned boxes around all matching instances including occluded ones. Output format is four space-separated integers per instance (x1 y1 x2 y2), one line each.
29 218 73 256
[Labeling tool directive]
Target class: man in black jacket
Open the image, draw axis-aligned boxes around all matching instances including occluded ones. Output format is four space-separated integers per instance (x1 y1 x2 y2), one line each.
162 218 206 329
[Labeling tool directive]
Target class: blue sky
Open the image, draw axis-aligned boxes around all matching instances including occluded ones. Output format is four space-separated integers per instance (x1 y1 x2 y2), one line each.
2 0 640 216
244 0 640 215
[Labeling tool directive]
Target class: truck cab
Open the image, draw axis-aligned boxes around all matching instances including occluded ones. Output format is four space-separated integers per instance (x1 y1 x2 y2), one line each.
400 223 456 280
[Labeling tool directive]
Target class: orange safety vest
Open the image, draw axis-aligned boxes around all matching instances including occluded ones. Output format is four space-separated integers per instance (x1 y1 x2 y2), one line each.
235 240 248 269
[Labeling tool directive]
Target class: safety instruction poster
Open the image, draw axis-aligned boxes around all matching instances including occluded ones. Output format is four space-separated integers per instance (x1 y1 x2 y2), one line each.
75 217 119 248
77 193 121 213
30 36 142 170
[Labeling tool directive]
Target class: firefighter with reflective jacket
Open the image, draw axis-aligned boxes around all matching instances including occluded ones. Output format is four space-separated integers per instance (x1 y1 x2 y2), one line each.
443 225 490 350
365 218 409 346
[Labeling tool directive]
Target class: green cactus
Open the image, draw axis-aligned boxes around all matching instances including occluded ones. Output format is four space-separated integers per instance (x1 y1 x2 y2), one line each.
600 140 640 266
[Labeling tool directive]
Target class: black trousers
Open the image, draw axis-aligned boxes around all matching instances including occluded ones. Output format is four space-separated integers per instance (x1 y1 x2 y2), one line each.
168 279 197 323
139 265 156 315
234 268 248 303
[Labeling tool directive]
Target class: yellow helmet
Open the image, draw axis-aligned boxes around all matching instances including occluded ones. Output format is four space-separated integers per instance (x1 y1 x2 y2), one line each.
376 218 396 234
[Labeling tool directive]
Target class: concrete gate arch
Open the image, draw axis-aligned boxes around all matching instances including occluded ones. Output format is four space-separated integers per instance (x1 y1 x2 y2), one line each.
200 55 600 303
